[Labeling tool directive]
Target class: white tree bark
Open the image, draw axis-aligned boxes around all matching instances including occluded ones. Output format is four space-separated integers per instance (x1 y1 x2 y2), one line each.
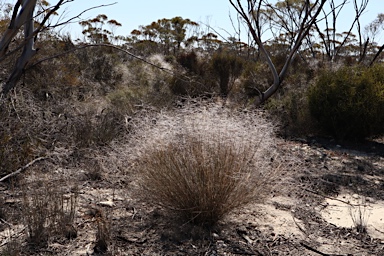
0 0 37 94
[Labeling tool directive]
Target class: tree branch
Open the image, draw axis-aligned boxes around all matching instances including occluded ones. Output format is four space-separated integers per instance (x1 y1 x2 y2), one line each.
0 157 47 182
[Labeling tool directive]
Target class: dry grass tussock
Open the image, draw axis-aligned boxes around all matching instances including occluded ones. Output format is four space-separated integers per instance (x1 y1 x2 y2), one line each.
131 103 281 227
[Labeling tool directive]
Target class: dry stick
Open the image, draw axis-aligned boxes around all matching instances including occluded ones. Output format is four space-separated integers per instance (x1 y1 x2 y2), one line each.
292 216 307 234
0 226 26 248
302 188 357 206
300 242 347 256
0 157 47 182
369 43 384 66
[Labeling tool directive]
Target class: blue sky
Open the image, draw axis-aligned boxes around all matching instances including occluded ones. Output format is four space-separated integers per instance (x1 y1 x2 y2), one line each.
59 0 384 44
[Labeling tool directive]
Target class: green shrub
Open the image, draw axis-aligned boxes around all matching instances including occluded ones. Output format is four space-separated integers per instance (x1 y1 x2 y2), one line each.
210 49 245 97
308 65 384 140
171 51 216 97
266 89 316 138
241 61 270 98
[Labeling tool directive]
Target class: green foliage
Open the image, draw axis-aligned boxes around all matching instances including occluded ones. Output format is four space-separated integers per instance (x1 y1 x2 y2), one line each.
308 65 384 140
79 14 122 44
76 47 123 87
266 89 316 138
127 16 199 54
241 61 270 98
170 51 216 97
210 49 245 97
109 56 175 108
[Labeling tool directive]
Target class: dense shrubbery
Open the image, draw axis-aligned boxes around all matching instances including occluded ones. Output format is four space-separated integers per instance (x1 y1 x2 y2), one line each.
210 49 245 97
308 65 384 140
266 89 316 138
170 51 216 97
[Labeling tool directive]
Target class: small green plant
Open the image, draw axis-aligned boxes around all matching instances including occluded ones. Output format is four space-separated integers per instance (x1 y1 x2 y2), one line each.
308 64 384 140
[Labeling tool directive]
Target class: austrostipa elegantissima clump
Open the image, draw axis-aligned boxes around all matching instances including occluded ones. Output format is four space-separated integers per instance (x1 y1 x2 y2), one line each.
133 103 281 227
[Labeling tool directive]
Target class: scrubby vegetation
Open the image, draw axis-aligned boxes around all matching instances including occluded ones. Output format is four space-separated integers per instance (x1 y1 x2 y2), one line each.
308 65 384 140
1 0 384 255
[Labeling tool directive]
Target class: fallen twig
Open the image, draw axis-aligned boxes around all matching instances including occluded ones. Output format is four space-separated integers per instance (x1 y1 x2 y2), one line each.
0 225 26 248
300 242 346 256
302 188 357 206
292 216 307 234
0 157 47 182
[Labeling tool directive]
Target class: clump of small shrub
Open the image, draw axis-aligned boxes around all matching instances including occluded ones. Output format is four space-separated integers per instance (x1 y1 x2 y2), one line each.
22 179 78 248
111 55 175 108
241 61 270 98
266 82 318 138
0 95 43 178
136 105 279 227
72 107 124 148
308 64 384 140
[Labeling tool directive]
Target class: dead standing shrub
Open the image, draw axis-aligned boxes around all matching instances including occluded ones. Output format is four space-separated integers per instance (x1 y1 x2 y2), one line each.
72 107 124 148
22 179 78 249
135 104 279 227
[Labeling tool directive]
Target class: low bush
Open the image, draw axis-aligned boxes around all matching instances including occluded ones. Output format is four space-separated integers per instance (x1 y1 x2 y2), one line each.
266 90 316 138
308 64 384 140
72 107 124 148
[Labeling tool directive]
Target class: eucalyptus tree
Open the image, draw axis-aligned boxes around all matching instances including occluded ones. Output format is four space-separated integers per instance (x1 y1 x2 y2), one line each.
79 14 122 44
313 0 369 62
127 17 199 55
229 0 327 104
0 0 72 96
365 13 384 65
